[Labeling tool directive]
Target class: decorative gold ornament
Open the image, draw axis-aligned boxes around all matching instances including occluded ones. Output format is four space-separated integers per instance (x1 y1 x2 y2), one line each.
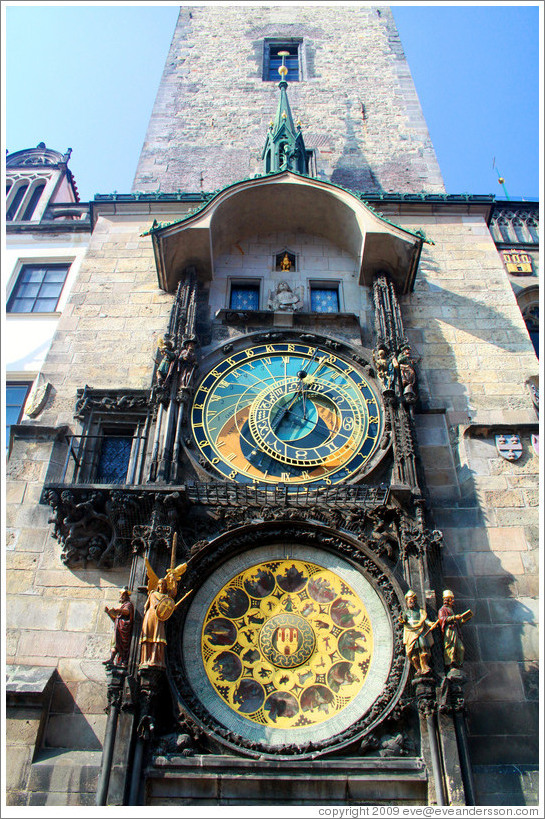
201 559 373 729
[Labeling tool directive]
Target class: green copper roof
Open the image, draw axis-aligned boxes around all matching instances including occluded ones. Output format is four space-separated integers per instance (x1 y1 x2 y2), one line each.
141 170 434 245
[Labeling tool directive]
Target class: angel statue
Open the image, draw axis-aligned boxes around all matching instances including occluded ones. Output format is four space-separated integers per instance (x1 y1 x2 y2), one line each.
139 535 192 670
268 281 304 312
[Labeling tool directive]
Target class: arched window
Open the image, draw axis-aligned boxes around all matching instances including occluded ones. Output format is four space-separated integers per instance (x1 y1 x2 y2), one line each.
512 218 526 244
21 182 46 221
495 216 511 243
526 218 538 244
6 183 29 221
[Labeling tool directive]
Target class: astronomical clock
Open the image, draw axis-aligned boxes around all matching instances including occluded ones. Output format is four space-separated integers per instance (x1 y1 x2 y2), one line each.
189 338 385 486
161 330 409 758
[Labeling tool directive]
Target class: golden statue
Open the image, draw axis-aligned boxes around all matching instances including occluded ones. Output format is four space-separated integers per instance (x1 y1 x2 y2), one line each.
280 253 291 271
398 590 436 675
139 534 192 669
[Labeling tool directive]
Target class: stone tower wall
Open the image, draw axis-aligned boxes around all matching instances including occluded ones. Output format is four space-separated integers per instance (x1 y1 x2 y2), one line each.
397 209 539 803
133 5 445 195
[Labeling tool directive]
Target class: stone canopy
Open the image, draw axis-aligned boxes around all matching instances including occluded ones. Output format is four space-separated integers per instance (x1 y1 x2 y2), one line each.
149 172 424 294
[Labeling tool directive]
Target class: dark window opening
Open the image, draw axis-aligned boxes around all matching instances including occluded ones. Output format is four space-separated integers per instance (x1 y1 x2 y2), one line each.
7 263 70 313
230 284 260 310
496 219 511 243
512 219 526 243
6 183 29 220
526 220 538 244
21 183 46 221
524 304 539 358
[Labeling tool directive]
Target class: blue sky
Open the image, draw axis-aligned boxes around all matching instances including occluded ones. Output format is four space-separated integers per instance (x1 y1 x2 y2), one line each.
4 3 540 201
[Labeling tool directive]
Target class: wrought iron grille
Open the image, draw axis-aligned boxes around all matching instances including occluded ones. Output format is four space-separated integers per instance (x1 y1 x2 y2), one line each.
185 481 389 508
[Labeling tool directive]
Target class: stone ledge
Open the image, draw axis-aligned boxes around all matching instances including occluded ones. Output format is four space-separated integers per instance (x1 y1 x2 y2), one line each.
33 748 103 767
150 754 427 773
146 754 428 804
462 416 538 434
6 665 57 707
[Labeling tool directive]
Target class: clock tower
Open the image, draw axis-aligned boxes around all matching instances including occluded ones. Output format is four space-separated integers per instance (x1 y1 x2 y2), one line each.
6 5 538 810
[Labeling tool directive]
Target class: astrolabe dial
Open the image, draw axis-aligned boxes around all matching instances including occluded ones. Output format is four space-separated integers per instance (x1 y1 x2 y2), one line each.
200 559 374 729
190 341 383 485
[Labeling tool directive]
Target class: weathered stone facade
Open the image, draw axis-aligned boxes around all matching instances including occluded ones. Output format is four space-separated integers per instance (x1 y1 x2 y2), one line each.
5 5 538 809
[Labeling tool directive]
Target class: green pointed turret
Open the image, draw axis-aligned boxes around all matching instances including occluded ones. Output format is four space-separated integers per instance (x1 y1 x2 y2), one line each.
262 52 308 175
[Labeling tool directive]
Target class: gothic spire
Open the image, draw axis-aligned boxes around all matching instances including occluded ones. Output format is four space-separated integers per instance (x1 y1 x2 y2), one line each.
262 51 308 175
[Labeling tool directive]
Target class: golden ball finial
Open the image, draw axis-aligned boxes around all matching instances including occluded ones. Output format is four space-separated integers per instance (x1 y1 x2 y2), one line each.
278 50 290 78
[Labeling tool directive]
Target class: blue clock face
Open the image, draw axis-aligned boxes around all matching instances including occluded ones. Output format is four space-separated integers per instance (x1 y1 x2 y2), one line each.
191 342 383 485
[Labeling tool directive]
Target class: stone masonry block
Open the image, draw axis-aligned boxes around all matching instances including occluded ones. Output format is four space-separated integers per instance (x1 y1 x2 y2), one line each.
477 625 537 663
64 601 99 633
469 735 538 766
487 598 539 625
6 709 43 746
441 527 489 553
486 526 529 552
467 701 539 737
6 598 64 632
484 490 524 508
44 714 106 750
5 745 32 791
465 661 524 703
468 552 524 577
17 630 89 660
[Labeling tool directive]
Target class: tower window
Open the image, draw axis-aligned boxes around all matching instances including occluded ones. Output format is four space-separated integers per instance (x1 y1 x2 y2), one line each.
264 42 300 82
21 182 46 221
7 263 70 313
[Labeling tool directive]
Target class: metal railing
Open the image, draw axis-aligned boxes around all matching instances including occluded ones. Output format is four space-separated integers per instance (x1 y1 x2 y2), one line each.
185 481 389 508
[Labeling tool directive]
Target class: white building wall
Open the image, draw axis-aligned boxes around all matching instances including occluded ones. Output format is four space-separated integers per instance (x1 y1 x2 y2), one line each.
5 235 90 416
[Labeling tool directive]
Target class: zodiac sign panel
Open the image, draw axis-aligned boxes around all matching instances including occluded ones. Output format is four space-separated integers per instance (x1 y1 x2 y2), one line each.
201 559 374 729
